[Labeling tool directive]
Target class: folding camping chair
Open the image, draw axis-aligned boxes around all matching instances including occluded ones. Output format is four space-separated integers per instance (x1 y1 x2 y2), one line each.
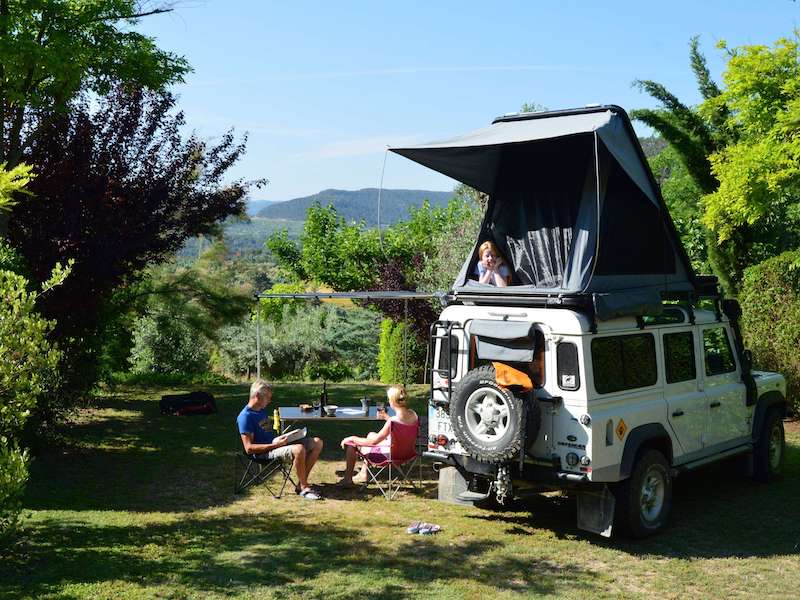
355 420 421 500
234 429 296 497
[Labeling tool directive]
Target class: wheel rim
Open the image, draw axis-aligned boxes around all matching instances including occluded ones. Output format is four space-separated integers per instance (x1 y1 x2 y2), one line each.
639 466 666 524
769 422 784 471
464 388 511 443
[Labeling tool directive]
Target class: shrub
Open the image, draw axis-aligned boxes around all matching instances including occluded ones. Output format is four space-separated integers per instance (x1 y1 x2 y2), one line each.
378 318 422 384
0 267 64 539
129 309 209 375
739 251 800 414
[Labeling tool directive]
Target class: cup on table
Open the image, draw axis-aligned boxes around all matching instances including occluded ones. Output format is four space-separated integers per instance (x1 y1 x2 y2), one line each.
376 401 386 416
360 397 369 413
312 398 321 411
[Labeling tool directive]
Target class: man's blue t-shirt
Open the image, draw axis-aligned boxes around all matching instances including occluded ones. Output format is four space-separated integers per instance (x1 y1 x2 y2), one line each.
237 406 276 444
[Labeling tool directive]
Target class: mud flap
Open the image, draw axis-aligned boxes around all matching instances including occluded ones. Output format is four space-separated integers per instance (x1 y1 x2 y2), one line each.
576 485 615 538
437 466 476 506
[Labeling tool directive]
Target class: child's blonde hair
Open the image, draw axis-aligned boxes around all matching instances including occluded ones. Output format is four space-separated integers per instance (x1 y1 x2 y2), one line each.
387 384 407 406
477 240 504 264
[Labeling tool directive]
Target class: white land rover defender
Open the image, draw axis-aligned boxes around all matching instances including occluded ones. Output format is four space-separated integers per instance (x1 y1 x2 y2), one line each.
388 106 788 538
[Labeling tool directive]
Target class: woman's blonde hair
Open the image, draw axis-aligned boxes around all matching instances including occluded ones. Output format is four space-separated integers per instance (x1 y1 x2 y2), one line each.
477 240 504 264
387 384 407 406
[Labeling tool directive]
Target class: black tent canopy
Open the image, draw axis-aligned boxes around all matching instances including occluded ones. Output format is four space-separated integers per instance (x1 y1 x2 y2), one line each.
390 105 697 319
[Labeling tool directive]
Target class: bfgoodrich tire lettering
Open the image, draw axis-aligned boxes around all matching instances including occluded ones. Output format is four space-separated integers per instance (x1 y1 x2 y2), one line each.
449 365 525 464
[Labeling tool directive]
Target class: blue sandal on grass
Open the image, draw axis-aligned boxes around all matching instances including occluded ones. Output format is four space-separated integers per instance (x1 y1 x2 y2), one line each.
406 522 422 534
419 523 441 535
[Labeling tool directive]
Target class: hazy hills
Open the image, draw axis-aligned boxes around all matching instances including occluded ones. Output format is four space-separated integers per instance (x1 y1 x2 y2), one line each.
255 188 455 226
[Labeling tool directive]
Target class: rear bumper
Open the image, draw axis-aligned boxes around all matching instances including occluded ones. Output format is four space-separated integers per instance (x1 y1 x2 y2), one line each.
423 450 590 485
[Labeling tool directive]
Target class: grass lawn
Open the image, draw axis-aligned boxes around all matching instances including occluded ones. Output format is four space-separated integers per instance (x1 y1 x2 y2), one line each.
3 382 799 599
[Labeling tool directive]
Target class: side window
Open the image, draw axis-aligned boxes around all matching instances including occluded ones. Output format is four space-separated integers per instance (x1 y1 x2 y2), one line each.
703 327 736 376
557 342 580 391
591 334 657 394
663 331 696 384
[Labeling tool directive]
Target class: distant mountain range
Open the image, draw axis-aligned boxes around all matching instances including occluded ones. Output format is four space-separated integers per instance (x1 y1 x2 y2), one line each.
246 199 281 216
254 188 455 226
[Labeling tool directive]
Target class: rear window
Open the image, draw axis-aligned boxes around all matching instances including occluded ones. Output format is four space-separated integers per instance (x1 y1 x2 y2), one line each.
591 334 657 394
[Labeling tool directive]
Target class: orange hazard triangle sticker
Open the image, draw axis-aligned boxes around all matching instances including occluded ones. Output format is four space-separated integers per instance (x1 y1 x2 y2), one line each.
616 419 627 440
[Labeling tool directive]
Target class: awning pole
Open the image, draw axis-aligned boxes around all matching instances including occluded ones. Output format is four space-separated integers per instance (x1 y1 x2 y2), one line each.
403 298 408 384
255 301 261 380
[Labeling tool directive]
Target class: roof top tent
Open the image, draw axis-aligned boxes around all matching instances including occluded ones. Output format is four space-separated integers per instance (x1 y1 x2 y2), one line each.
390 105 702 321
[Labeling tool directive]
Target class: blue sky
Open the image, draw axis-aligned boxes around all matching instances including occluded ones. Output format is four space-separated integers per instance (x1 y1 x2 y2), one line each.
137 1 800 202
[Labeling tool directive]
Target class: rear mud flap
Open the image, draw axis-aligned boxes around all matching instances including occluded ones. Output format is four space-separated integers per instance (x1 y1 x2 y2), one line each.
576 485 615 538
437 466 476 506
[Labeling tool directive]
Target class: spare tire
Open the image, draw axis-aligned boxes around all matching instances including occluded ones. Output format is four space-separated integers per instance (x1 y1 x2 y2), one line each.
450 365 533 464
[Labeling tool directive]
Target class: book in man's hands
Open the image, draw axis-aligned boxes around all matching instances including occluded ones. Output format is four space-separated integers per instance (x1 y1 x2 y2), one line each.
282 427 307 443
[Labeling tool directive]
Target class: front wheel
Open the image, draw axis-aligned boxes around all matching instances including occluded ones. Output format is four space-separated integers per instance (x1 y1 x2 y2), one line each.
614 449 672 538
753 409 785 482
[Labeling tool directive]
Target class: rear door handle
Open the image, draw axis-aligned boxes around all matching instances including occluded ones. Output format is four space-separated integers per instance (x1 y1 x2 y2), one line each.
710 401 721 408
672 410 684 417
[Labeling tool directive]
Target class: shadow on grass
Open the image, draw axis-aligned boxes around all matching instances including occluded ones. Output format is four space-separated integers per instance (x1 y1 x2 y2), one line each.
2 512 598 598
466 441 800 560
23 383 429 513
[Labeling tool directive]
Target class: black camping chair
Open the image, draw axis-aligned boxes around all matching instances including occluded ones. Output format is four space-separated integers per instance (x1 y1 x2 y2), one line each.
234 428 296 497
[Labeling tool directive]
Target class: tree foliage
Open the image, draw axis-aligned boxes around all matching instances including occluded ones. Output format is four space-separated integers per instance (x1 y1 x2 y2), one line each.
634 34 800 294
0 260 69 538
119 240 253 376
252 303 381 381
700 37 800 244
8 88 252 420
740 251 800 414
648 145 709 273
0 162 32 212
266 198 475 375
0 0 189 166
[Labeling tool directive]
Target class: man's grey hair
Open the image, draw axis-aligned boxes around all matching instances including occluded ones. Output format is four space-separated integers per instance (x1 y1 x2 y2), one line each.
250 379 273 400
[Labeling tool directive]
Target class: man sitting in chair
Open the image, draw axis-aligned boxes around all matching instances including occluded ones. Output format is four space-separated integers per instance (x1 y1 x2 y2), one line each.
237 379 324 501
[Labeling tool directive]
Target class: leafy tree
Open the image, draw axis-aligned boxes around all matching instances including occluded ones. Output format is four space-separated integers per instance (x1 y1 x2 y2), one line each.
0 0 189 166
0 162 32 212
633 34 800 294
8 88 253 423
648 145 709 273
700 37 800 250
418 190 483 293
252 303 380 381
267 198 476 371
128 307 209 375
115 240 252 377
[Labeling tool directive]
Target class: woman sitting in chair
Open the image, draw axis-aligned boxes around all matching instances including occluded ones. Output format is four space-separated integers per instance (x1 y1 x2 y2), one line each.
338 384 418 486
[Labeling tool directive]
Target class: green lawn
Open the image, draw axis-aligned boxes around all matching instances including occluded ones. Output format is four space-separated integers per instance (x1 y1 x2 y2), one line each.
3 382 799 599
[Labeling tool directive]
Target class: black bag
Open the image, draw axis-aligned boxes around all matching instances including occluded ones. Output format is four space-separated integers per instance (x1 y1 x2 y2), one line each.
160 391 218 416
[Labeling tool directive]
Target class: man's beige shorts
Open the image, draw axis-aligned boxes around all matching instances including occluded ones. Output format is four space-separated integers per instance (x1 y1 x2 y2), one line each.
267 436 315 460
